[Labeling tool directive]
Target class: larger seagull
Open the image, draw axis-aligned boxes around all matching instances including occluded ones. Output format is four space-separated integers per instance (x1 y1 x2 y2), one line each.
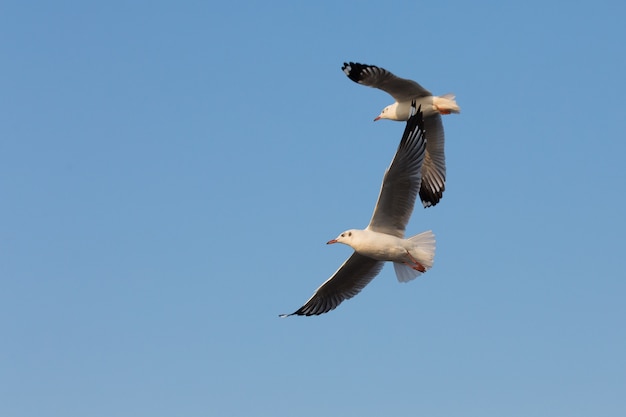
342 62 460 207
281 104 435 317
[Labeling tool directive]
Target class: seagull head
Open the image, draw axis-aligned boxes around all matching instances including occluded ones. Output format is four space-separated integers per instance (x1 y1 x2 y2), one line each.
374 103 398 121
327 229 357 245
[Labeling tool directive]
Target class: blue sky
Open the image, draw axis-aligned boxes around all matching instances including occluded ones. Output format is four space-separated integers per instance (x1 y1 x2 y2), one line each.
2 1 625 416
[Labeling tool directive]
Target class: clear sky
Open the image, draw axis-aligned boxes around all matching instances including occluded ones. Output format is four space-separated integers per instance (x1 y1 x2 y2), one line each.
2 1 625 416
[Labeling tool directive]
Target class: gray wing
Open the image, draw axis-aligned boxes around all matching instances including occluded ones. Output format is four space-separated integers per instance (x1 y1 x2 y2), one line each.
367 106 427 237
420 114 447 207
280 253 384 317
342 62 432 102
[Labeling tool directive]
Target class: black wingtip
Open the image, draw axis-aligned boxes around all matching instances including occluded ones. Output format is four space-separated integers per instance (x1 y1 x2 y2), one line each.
419 189 444 208
398 104 425 157
341 61 368 84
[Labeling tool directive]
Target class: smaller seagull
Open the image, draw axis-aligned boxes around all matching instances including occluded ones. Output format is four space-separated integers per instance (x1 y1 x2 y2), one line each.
342 62 460 121
280 103 435 317
342 62 461 207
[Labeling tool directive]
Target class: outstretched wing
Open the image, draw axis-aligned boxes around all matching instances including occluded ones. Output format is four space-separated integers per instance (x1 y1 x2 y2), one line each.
342 62 432 102
280 253 384 317
367 105 427 237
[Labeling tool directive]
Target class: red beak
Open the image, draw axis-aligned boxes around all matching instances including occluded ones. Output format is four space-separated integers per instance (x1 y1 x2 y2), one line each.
373 116 381 122
326 239 338 245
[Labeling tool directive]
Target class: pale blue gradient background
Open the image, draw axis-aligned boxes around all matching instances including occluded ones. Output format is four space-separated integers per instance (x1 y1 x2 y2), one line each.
2 1 625 416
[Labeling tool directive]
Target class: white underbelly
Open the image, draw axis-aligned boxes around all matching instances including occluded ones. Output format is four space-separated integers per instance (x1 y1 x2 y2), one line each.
356 233 408 262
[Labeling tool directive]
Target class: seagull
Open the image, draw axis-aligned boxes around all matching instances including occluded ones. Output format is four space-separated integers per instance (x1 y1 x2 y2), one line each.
280 104 435 317
341 62 460 207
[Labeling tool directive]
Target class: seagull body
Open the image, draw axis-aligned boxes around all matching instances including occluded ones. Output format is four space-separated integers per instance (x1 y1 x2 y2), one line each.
281 105 435 317
341 62 460 207
331 229 419 262
327 229 435 281
374 94 459 121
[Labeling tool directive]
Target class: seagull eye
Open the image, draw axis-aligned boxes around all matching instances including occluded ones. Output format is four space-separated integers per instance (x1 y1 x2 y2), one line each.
341 233 345 237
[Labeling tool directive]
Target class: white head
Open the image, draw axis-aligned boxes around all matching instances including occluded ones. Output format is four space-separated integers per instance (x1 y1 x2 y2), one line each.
327 229 360 247
374 103 398 121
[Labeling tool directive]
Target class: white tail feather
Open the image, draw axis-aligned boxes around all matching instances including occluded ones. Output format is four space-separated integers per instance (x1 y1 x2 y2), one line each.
393 230 436 283
433 94 460 114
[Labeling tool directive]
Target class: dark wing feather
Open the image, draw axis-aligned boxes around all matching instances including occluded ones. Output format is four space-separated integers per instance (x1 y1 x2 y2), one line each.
420 114 446 207
280 253 384 317
342 62 432 102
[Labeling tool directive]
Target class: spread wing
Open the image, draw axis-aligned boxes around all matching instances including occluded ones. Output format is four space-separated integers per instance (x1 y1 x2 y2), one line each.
280 253 384 317
366 105 427 237
342 62 432 102
420 114 446 207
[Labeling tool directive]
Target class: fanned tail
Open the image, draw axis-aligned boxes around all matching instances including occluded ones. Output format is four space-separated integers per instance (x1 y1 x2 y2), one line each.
433 94 460 114
393 230 436 283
